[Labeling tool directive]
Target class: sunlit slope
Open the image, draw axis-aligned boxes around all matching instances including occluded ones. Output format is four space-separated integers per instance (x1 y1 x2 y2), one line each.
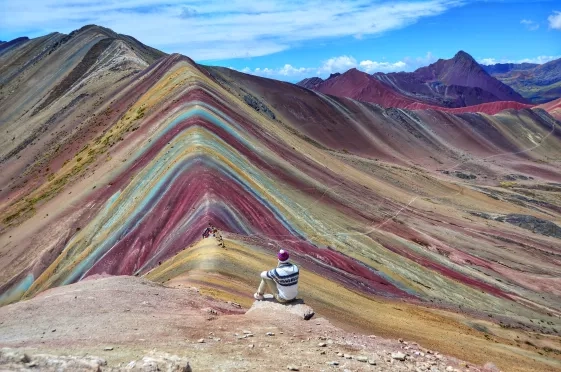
145 235 561 372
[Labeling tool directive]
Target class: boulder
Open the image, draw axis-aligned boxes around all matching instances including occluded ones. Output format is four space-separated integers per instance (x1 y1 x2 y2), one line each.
246 299 315 321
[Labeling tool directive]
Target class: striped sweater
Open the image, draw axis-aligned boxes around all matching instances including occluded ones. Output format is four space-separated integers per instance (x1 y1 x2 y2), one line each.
262 261 299 300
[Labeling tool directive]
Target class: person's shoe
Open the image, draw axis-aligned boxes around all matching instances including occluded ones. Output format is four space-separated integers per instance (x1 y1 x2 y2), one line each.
254 293 264 300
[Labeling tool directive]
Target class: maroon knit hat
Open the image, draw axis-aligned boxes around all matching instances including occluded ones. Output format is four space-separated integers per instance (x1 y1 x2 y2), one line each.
277 249 289 262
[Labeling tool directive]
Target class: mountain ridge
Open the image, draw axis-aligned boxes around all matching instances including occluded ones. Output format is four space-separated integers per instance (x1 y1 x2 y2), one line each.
484 58 561 103
297 50 530 111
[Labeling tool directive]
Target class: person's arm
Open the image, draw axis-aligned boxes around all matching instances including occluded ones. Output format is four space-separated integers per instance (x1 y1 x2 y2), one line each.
264 268 279 281
260 271 269 279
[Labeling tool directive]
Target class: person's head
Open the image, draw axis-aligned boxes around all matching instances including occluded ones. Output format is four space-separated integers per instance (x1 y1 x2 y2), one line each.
277 249 289 263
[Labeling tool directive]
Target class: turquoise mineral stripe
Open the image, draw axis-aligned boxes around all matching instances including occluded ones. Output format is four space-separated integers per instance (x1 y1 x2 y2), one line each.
0 274 34 306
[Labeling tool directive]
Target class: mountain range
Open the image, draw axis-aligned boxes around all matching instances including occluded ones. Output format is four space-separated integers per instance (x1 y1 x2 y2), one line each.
298 51 561 113
0 25 561 372
483 59 561 104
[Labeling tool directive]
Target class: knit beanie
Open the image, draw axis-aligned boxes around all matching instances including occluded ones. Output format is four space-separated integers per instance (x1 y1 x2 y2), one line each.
277 249 289 262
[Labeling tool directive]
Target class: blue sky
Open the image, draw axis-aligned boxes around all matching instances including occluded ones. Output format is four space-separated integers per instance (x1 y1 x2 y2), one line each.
1 0 560 81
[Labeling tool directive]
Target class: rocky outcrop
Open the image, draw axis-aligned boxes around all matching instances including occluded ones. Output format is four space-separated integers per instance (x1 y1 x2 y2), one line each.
440 170 477 180
243 93 276 119
504 214 561 239
246 298 315 320
0 348 192 372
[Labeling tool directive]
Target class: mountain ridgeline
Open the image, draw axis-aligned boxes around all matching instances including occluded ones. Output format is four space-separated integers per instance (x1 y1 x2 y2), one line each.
298 51 561 111
483 58 561 104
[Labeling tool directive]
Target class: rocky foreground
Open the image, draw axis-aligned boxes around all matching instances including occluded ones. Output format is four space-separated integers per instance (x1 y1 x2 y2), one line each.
0 276 503 372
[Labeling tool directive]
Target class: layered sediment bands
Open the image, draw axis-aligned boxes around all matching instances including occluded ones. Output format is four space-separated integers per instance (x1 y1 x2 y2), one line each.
1 52 561 346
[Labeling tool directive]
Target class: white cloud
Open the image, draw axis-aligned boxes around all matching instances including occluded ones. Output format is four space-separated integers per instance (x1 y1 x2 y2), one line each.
359 60 407 73
478 55 561 65
318 56 358 74
0 0 464 61
278 64 314 76
520 19 539 31
403 52 437 69
479 58 498 65
235 52 434 81
548 11 561 30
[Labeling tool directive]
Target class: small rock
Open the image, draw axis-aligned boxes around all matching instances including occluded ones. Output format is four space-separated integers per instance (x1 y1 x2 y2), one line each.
320 351 326 355
243 330 252 334
344 354 352 359
356 356 368 362
399 338 404 343
266 332 275 336
104 347 114 351
249 344 254 349
197 339 205 343
446 367 454 372
391 352 406 361
368 335 377 338
337 352 343 357
287 365 300 371
327 361 339 365
318 343 327 347
368 359 377 365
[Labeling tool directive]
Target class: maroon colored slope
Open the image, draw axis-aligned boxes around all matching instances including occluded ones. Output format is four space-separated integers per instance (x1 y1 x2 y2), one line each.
413 51 527 103
408 101 534 115
538 97 561 120
373 70 502 108
298 68 422 108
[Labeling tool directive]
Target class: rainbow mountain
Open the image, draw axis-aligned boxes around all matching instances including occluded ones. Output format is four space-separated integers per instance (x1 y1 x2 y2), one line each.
1 25 561 371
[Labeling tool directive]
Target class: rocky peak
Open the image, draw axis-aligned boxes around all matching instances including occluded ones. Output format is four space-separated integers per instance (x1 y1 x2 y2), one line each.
453 50 476 63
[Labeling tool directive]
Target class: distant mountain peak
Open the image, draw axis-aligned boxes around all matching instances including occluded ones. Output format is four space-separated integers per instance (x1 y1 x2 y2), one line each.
454 50 474 60
451 51 480 68
296 77 324 89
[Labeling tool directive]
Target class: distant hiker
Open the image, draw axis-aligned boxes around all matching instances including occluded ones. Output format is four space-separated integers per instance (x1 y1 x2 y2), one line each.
254 249 299 303
216 232 225 248
202 227 212 238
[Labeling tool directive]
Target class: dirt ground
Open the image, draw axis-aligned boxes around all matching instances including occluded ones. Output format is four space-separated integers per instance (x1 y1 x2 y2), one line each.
0 275 500 372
